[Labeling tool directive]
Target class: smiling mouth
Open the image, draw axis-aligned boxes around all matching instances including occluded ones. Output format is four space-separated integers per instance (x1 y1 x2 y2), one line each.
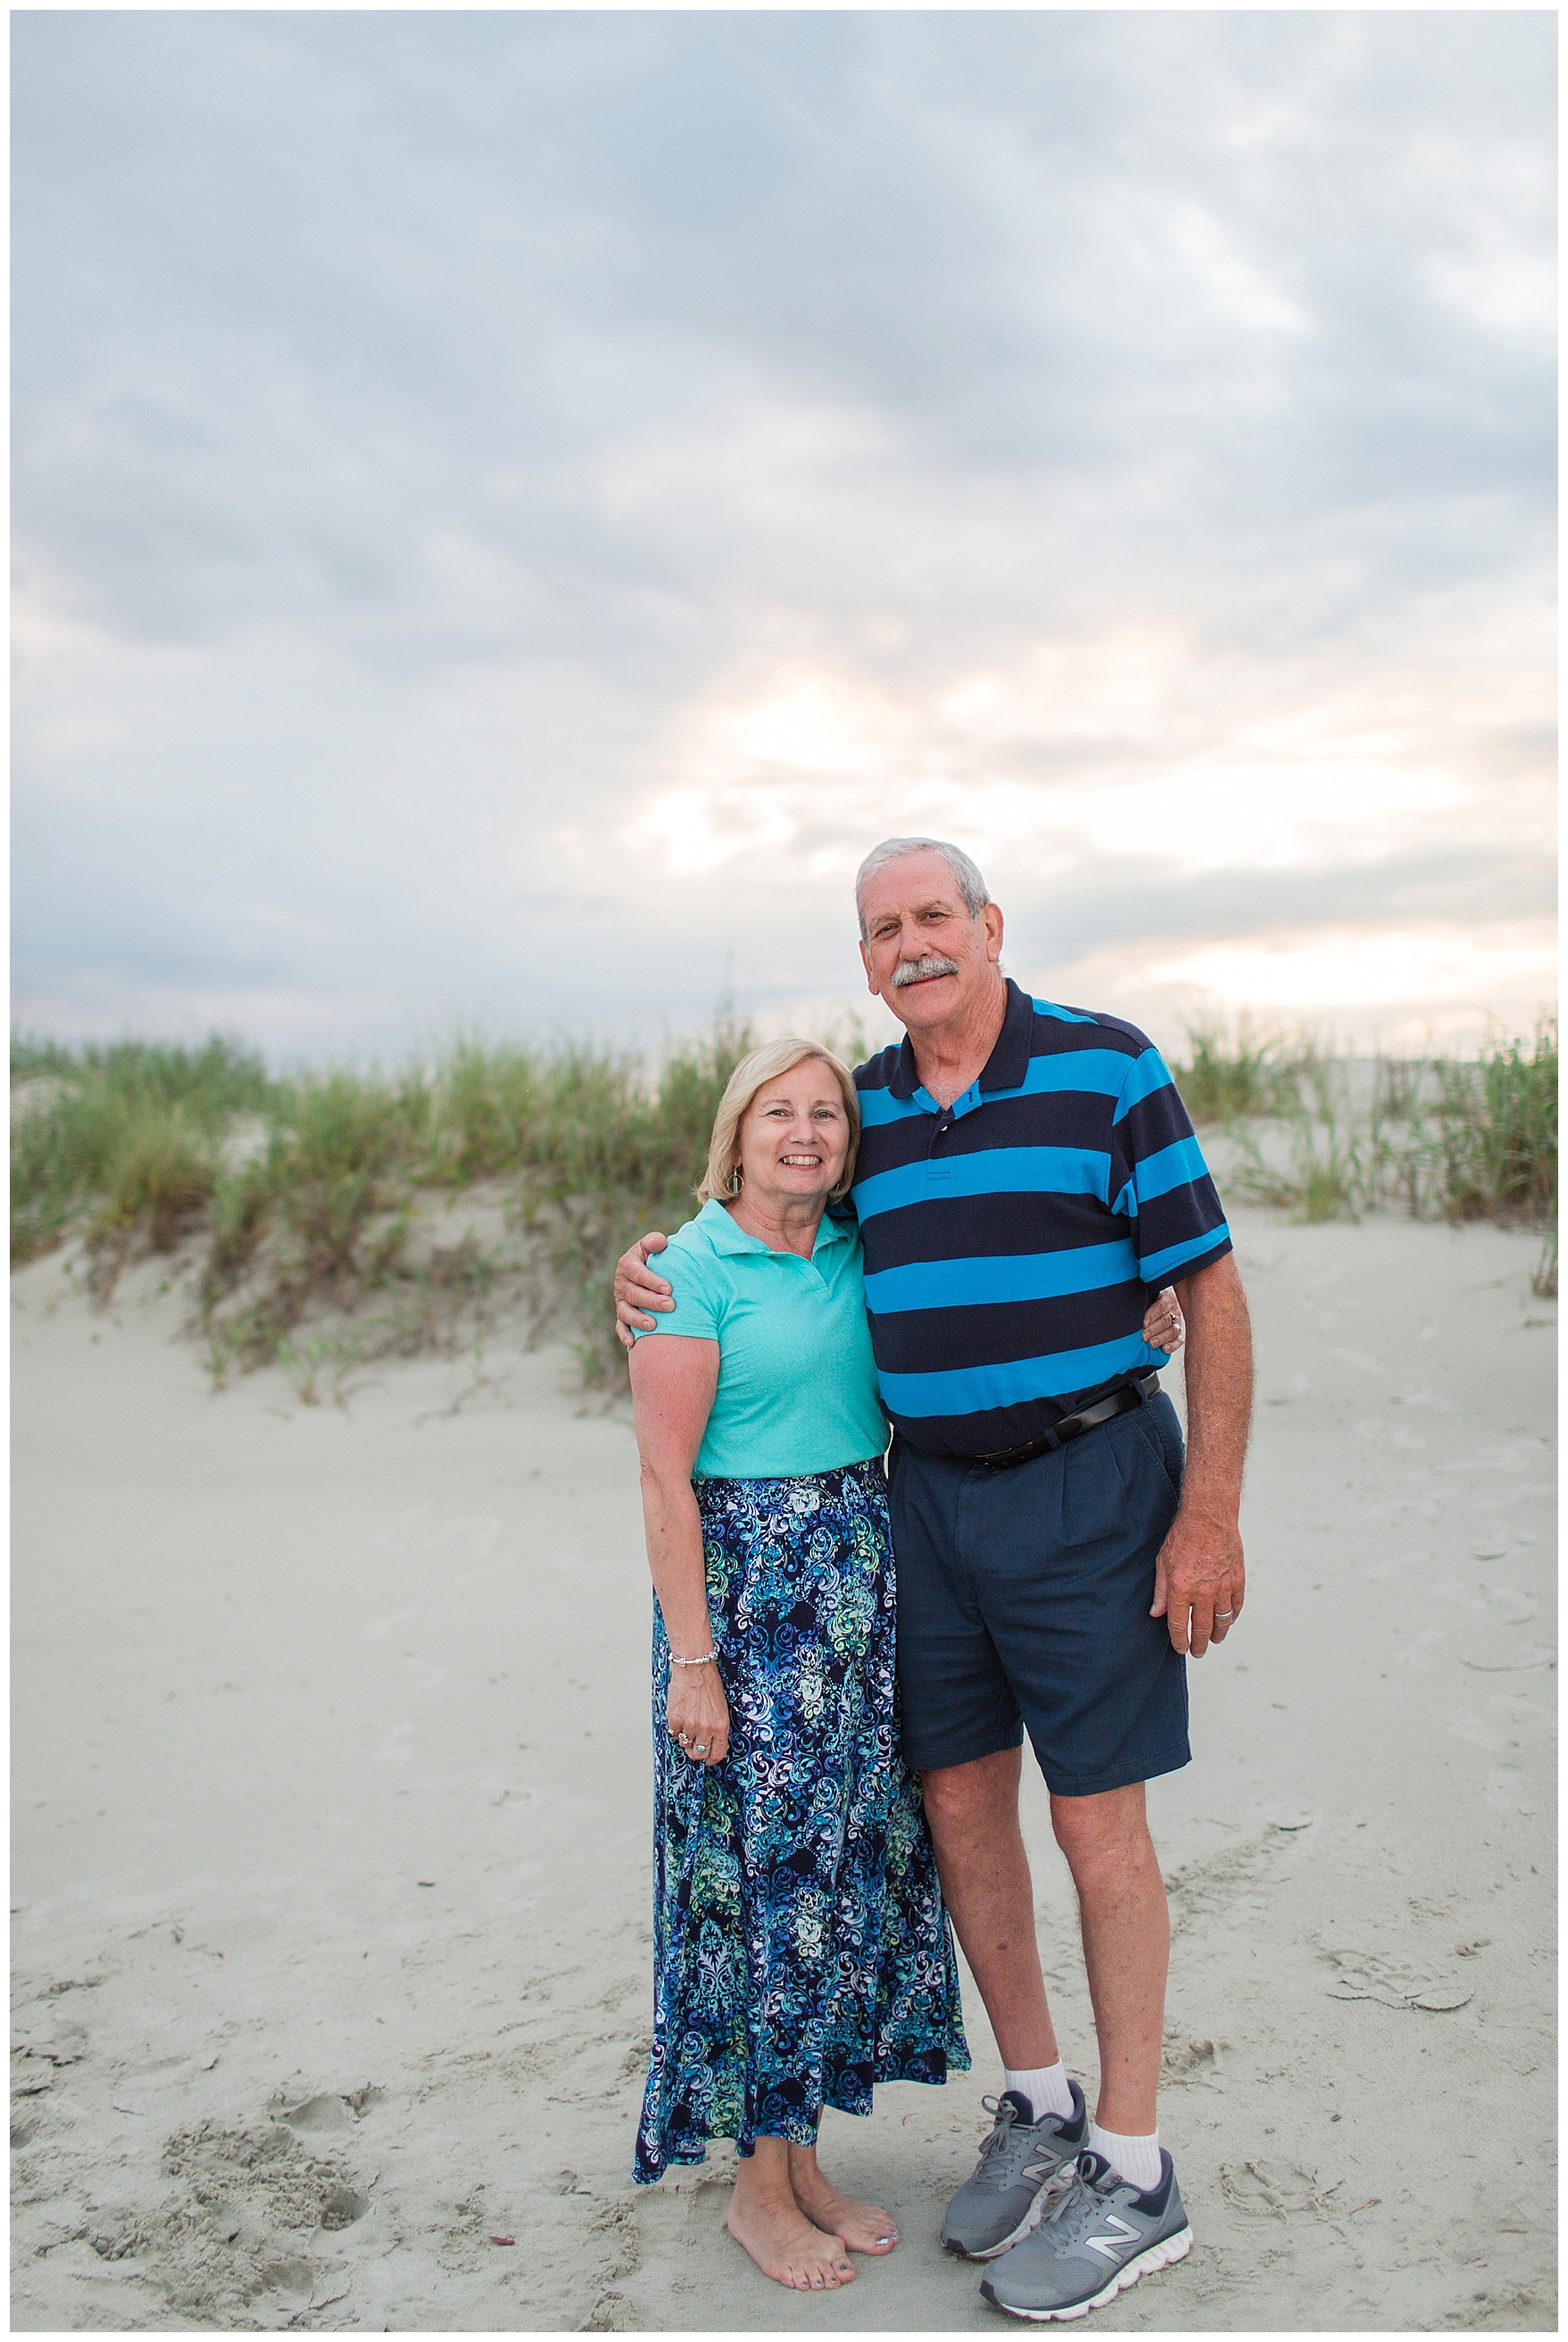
779 1154 823 1166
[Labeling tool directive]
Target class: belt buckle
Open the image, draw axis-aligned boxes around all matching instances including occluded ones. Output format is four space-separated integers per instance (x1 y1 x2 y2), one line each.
978 1435 1040 1471
981 1375 1151 1470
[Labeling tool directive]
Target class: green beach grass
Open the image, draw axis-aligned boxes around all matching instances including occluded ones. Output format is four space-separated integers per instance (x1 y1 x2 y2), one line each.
11 1026 759 1390
1182 1017 1558 1295
11 1015 1558 1388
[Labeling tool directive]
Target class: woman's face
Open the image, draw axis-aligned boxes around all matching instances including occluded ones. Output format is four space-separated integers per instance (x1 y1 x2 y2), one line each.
734 1064 851 1207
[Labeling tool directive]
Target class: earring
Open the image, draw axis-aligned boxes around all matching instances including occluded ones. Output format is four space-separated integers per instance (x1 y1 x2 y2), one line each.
729 1166 742 1194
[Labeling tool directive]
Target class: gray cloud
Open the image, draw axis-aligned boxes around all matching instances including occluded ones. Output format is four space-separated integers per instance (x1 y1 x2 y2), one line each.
13 11 1555 1058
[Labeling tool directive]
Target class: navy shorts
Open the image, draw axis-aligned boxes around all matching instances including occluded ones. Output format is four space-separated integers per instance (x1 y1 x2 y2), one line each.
889 1391 1190 1798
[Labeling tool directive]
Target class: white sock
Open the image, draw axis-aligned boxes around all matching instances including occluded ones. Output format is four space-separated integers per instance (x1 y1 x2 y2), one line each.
1002 2062 1075 2122
1087 2122 1162 2193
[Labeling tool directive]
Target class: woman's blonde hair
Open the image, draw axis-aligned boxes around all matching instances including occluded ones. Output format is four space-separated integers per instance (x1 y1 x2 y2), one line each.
696 1038 861 1206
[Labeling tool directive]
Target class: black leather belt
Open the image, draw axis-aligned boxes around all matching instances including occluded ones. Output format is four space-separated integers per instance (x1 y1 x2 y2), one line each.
971 1372 1160 1471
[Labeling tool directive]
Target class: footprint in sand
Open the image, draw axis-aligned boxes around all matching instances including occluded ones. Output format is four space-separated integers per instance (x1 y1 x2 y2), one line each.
1161 2035 1227 2086
1221 2160 1342 2220
1314 1940 1473 2012
1434 1579 1539 1624
76 2119 377 2324
1461 1642 1554 1675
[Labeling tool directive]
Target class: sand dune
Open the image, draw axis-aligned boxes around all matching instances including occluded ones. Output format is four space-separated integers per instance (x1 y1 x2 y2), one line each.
11 1206 1555 2332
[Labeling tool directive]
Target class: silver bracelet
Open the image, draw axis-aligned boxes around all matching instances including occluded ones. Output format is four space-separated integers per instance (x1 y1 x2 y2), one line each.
670 1649 718 1667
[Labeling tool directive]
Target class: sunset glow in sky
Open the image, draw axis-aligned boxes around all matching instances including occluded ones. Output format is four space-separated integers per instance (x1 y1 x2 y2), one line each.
13 12 1555 1060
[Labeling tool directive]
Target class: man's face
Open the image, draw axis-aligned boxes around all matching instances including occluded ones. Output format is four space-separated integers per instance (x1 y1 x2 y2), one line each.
858 850 1005 1035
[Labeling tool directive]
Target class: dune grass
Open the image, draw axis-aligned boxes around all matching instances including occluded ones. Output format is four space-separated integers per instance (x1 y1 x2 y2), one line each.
10 1037 273 1271
1171 1019 1312 1123
1430 1026 1558 1227
1178 1019 1558 1289
11 1025 758 1390
13 1015 1557 1389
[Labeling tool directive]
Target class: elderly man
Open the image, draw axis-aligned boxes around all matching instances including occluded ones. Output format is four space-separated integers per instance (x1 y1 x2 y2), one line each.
616 837 1251 2321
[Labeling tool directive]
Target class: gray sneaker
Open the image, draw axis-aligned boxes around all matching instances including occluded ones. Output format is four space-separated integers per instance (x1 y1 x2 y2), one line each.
941 2086 1088 2260
979 2149 1192 2321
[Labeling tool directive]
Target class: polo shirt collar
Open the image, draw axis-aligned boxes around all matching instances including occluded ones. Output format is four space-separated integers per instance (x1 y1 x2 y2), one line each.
887 977 1034 1105
697 1197 760 1253
696 1196 851 1258
981 978 1036 1092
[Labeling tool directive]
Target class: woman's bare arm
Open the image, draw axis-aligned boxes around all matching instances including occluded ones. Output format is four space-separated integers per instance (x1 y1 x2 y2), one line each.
628 1333 731 1765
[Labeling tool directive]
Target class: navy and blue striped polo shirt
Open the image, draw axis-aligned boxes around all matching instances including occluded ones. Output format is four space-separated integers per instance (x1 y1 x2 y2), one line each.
850 978 1231 1457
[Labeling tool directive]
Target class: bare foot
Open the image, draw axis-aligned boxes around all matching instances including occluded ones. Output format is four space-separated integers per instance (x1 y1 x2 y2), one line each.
787 2153 899 2254
726 2183 857 2291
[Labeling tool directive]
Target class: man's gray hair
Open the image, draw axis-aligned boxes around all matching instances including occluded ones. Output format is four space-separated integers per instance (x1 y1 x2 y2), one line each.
855 836 991 937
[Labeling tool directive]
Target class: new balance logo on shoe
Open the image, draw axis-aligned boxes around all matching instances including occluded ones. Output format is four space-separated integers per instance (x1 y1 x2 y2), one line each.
1081 2214 1140 2262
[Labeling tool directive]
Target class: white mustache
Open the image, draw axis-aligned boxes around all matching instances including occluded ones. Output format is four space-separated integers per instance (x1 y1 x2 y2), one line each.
891 954 960 988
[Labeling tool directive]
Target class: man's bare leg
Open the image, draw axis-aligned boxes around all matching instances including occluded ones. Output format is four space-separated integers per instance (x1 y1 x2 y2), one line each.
919 1746 1059 2067
1050 1782 1168 2135
921 1754 1169 2138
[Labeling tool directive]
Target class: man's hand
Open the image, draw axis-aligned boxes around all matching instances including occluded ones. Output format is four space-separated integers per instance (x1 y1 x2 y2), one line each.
1151 1507 1245 1657
1150 1252 1252 1657
615 1231 674 1348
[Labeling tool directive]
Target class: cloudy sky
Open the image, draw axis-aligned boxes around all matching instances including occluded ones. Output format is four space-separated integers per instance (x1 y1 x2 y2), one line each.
13 9 1556 1063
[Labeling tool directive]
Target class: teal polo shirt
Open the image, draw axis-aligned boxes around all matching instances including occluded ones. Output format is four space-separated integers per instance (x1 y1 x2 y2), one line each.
631 1197 888 1480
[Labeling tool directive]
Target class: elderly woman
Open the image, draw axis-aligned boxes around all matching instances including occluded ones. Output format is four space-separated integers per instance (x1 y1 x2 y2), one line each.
629 1037 968 2291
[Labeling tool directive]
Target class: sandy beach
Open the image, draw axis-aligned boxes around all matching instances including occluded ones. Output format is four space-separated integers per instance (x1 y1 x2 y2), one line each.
11 1204 1555 2333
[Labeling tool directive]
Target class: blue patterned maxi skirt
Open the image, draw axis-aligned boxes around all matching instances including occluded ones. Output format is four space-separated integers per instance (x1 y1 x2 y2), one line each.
634 1456 969 2184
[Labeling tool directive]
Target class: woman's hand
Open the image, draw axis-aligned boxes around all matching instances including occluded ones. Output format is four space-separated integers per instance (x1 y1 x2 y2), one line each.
667 1660 730 1767
1144 1286 1185 1355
